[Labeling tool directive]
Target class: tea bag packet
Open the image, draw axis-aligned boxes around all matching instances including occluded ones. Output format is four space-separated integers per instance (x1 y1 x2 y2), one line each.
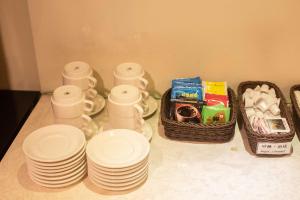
205 93 229 107
202 81 228 96
171 76 201 86
171 84 203 102
170 77 203 123
171 76 203 102
203 81 229 107
202 104 230 125
201 81 231 125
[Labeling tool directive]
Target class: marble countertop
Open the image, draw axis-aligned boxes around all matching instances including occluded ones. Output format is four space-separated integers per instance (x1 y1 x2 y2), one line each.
1 95 300 200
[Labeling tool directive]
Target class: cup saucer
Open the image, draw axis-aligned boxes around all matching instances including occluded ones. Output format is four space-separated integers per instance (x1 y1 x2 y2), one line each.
143 96 158 118
87 95 106 116
99 121 152 142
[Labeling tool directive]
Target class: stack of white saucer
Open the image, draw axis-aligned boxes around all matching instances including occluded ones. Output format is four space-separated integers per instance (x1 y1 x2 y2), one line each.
86 129 150 191
22 125 87 188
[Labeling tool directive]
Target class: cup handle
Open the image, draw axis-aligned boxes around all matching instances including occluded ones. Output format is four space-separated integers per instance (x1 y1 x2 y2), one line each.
135 118 145 133
84 99 94 112
80 114 94 139
88 76 97 88
141 100 149 114
141 90 149 100
134 104 144 116
86 88 98 99
138 77 148 90
81 114 92 124
79 114 92 129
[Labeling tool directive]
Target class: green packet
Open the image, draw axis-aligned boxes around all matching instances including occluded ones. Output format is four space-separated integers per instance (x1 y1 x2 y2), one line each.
202 104 231 125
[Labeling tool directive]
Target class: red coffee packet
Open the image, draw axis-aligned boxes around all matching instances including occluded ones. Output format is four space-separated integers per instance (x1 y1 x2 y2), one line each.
205 93 229 107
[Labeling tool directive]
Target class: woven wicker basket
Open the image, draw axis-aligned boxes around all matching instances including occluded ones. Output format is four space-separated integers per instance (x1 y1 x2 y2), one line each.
290 84 300 139
160 88 237 142
238 81 295 155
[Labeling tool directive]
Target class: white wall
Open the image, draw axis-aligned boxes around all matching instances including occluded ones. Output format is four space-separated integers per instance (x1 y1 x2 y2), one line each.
26 0 300 96
0 0 40 90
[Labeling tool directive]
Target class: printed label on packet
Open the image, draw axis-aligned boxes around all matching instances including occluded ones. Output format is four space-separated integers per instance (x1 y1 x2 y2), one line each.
256 142 292 155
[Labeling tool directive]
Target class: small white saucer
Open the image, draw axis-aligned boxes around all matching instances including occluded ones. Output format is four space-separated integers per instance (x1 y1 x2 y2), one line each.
143 96 158 118
87 95 105 116
99 122 152 142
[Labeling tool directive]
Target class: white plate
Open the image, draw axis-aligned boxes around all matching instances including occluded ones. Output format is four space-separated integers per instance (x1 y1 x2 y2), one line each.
88 162 148 182
87 95 105 116
89 168 147 185
23 125 85 163
30 169 86 188
30 161 86 181
101 122 152 142
143 96 158 118
89 172 147 191
29 158 86 177
87 155 148 174
25 144 86 168
30 166 86 185
87 160 148 176
86 129 150 168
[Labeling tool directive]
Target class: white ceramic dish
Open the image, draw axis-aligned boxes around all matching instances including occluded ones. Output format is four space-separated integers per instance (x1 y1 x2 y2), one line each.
89 168 147 185
87 154 148 173
101 122 152 142
143 96 158 118
30 169 86 188
87 94 105 116
88 162 148 181
29 158 86 177
89 172 147 191
23 125 85 163
30 161 86 181
25 144 86 168
86 129 150 169
29 167 86 185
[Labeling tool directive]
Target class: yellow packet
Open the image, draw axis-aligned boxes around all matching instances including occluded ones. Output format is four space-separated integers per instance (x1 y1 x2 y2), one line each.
203 81 227 96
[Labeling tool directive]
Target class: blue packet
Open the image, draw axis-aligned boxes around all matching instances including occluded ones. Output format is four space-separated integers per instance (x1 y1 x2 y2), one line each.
171 84 203 102
171 76 201 88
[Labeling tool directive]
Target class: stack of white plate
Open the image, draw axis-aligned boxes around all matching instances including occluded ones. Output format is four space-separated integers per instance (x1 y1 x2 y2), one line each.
86 129 150 191
22 124 87 188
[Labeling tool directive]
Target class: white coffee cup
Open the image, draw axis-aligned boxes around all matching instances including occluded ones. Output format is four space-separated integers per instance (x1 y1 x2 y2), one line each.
55 114 96 140
109 116 144 132
108 84 144 117
108 85 144 132
62 61 97 90
51 85 94 118
113 63 149 112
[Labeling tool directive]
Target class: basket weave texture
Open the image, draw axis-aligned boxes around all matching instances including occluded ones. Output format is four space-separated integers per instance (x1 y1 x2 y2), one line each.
290 84 300 139
160 88 237 142
237 81 295 155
